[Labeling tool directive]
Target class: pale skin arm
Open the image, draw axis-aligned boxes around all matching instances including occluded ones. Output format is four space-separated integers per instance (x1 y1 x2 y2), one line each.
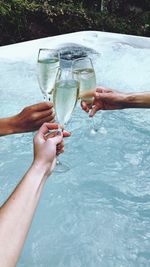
0 102 55 136
0 123 70 267
81 87 150 116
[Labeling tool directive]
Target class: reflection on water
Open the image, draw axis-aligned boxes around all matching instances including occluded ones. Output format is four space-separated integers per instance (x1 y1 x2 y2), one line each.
0 40 150 267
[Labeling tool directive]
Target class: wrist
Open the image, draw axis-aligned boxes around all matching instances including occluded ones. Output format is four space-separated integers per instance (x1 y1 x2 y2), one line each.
10 114 25 134
117 92 139 108
0 116 19 136
9 115 21 134
124 93 148 108
31 160 51 180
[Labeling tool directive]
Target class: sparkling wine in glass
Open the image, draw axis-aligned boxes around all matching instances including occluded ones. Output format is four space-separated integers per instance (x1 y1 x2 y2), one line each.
72 57 97 134
37 48 60 101
53 68 79 172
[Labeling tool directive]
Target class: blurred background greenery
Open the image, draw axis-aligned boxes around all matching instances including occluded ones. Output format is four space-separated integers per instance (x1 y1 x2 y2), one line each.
0 0 150 46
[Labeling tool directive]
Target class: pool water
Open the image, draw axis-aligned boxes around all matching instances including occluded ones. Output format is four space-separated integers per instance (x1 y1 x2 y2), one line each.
0 31 150 267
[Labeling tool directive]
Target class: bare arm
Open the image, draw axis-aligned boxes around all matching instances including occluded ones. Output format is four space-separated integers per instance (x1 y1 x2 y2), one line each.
0 163 50 267
123 92 150 108
0 102 54 136
81 87 150 116
0 123 70 267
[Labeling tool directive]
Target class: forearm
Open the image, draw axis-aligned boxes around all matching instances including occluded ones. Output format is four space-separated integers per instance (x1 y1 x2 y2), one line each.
123 92 150 108
0 116 18 136
0 162 48 267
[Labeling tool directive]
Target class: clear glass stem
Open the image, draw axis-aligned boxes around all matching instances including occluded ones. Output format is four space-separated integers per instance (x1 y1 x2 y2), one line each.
54 127 70 173
56 127 63 166
89 116 98 134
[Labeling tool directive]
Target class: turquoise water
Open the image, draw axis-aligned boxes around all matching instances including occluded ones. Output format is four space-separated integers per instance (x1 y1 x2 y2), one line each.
0 43 150 266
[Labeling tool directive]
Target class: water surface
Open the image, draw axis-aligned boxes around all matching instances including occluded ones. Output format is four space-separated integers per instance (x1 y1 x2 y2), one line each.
0 32 150 267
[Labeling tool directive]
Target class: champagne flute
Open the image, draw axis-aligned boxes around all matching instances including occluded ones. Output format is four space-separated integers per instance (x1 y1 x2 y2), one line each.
37 48 60 101
72 57 97 134
53 68 79 172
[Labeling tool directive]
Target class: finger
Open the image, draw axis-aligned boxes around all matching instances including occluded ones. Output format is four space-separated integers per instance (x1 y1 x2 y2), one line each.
46 130 69 139
33 108 54 120
96 87 106 93
45 131 58 139
57 143 63 150
51 133 63 145
57 139 64 148
38 122 59 137
30 102 53 111
79 89 95 99
63 130 71 137
36 114 56 126
57 147 64 155
56 141 64 148
89 105 99 117
94 92 112 100
96 87 112 94
46 130 70 141
50 118 55 123
81 101 90 112
56 142 64 154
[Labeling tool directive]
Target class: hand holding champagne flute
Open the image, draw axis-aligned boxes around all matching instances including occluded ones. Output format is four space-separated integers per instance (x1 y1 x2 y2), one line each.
37 48 60 101
53 68 79 172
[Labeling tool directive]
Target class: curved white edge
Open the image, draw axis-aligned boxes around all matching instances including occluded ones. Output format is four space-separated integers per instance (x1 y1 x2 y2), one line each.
0 31 150 62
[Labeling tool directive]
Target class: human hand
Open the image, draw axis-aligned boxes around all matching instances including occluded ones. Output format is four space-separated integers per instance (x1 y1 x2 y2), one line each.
33 123 70 176
14 102 55 133
81 87 127 116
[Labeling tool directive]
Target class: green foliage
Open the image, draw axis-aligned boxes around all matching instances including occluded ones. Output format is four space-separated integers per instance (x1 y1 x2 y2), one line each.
0 0 149 46
0 0 39 44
